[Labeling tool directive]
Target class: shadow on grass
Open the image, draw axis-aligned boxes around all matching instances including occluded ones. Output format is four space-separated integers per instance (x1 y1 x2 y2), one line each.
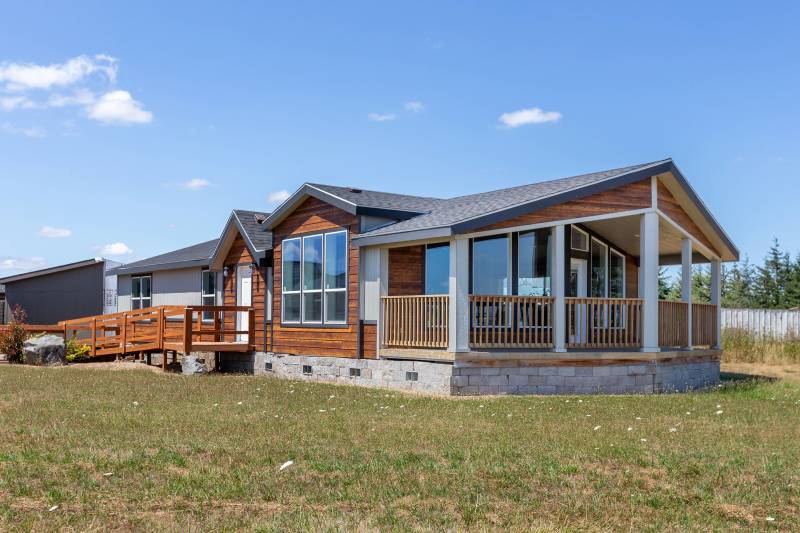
718 371 776 392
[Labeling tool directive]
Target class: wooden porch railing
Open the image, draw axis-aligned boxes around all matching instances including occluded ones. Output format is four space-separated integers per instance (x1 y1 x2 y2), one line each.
692 303 717 346
566 297 642 349
381 295 449 348
469 295 554 348
58 305 255 361
659 300 689 348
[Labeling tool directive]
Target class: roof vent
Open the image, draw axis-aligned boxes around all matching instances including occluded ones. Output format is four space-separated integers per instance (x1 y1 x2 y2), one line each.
254 214 267 224
348 188 363 194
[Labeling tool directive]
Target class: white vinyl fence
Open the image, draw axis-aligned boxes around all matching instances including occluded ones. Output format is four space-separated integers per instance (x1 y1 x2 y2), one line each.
722 308 800 340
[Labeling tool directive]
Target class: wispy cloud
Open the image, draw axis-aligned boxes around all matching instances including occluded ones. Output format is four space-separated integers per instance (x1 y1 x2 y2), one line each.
0 54 117 92
268 189 291 203
498 106 562 128
39 226 72 238
0 256 46 271
97 242 133 255
0 55 153 127
87 90 152 125
180 178 211 190
404 101 425 113
1 122 45 138
368 112 397 122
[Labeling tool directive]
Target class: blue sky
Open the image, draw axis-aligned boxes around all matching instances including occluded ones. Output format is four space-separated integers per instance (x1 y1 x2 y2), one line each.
1 1 798 276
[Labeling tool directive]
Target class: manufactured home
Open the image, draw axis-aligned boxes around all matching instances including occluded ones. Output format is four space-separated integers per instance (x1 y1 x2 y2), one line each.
58 158 737 395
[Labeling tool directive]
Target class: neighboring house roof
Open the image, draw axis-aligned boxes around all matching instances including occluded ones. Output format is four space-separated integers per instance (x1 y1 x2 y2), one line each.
107 239 219 276
209 209 272 270
0 258 105 284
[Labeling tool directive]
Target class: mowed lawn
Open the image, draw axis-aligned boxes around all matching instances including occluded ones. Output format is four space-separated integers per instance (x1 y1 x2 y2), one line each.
1 365 798 531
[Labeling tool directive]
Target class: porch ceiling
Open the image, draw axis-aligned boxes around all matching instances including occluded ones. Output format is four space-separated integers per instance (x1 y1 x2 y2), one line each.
582 214 713 265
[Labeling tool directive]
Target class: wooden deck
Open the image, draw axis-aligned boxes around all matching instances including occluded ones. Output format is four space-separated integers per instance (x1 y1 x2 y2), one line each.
58 305 255 370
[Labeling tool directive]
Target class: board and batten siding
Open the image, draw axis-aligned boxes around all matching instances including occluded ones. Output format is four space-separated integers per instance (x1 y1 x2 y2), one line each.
272 196 375 359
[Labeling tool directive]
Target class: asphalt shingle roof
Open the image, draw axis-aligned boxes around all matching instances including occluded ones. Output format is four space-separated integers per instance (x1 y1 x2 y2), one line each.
233 210 273 251
355 160 665 238
111 239 218 272
308 183 444 213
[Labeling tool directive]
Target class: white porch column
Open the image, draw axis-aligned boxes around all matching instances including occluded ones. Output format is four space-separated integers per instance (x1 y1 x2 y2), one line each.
710 259 722 349
681 238 693 349
552 225 566 352
448 237 470 353
640 212 660 351
376 248 389 351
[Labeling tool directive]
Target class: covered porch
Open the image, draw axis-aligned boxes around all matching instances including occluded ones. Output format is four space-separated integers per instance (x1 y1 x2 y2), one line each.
375 210 722 361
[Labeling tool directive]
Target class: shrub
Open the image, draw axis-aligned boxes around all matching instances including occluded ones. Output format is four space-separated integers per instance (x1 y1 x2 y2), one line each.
65 335 91 363
0 306 29 364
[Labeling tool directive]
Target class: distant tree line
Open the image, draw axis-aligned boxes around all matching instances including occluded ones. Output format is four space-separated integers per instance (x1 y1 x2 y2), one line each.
659 239 800 309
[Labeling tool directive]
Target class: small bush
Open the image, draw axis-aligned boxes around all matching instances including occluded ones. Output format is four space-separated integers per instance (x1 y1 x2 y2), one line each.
0 306 29 364
65 335 91 363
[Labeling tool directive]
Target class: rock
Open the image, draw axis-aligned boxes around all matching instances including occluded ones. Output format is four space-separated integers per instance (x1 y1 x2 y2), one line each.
0 353 7 362
182 355 208 375
23 334 66 366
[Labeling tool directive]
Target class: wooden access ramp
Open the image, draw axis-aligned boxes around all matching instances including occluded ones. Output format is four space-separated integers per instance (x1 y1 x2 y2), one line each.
58 305 255 370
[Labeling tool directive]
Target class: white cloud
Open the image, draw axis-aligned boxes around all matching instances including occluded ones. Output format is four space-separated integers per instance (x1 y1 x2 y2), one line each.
268 189 291 203
180 178 211 190
39 226 72 238
368 112 397 122
0 95 35 110
498 106 562 128
404 101 425 113
0 54 117 92
1 122 45 138
47 88 95 108
98 242 133 255
87 90 153 124
0 256 46 271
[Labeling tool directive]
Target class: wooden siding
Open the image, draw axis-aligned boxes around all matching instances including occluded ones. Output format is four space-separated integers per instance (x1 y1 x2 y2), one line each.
388 245 425 296
476 179 652 232
272 197 375 359
657 181 718 255
626 259 639 298
222 235 269 350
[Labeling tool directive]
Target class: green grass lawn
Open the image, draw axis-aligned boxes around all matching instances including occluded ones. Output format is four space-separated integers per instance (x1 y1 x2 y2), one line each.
1 365 798 531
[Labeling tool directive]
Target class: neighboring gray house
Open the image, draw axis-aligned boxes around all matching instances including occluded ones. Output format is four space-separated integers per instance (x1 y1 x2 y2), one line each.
109 209 270 313
0 258 120 325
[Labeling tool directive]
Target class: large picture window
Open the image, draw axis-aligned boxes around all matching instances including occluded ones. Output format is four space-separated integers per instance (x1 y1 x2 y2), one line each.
472 235 510 295
425 243 450 295
282 230 347 324
518 229 551 296
131 275 151 310
590 238 608 297
201 269 216 321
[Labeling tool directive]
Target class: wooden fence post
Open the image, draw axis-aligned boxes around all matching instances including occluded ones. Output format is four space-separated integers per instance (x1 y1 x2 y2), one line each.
183 308 193 355
90 317 97 357
248 308 255 347
121 314 128 355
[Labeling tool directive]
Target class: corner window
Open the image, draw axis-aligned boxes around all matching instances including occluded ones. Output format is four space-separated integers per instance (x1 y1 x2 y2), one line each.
590 238 608 297
571 227 589 252
281 230 347 324
424 243 450 295
472 235 510 295
201 269 216 321
609 249 625 298
131 275 151 310
518 229 551 296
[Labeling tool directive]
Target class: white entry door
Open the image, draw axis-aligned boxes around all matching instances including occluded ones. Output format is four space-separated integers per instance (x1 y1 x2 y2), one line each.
569 258 588 344
236 265 252 342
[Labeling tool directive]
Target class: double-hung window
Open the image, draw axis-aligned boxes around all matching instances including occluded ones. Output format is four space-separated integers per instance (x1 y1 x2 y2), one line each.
131 275 151 310
201 269 216 321
282 230 347 324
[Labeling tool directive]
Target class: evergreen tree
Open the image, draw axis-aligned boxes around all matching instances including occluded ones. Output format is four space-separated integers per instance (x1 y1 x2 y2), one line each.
755 239 791 308
692 265 711 303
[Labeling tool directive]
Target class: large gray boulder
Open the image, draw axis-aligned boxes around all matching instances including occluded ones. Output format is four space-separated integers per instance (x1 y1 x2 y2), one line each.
182 355 208 375
23 334 66 366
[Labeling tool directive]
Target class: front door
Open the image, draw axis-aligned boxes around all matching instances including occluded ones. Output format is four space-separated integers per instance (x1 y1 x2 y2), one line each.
569 258 587 344
236 265 252 342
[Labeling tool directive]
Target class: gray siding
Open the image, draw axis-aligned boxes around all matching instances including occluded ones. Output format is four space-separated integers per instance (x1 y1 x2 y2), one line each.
116 268 222 311
3 262 104 324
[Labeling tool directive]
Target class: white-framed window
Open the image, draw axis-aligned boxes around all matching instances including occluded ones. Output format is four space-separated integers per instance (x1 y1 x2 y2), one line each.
518 228 551 296
131 275 151 310
424 242 450 295
281 230 348 325
571 226 589 252
201 269 216 321
472 234 511 295
590 237 608 298
609 249 625 298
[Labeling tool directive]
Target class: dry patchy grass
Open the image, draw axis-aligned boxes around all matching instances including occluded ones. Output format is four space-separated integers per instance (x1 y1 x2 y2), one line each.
0 365 798 531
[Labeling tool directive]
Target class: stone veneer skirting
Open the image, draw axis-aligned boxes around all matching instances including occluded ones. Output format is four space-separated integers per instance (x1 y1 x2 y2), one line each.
218 351 721 396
